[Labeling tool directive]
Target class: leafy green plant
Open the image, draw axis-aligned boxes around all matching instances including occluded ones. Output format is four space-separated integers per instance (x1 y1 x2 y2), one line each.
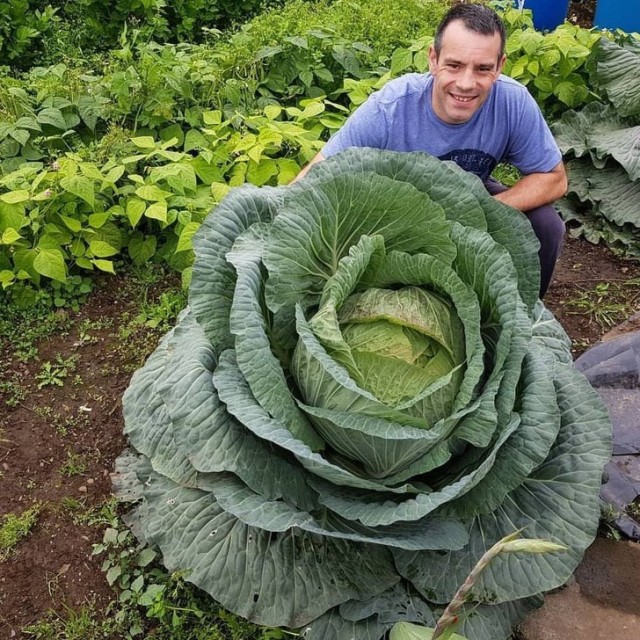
0 97 342 289
553 35 640 256
90 521 293 639
22 599 123 640
498 6 600 119
116 149 611 640
0 375 28 406
0 502 41 561
59 0 284 52
134 289 187 331
0 1 58 68
35 354 77 388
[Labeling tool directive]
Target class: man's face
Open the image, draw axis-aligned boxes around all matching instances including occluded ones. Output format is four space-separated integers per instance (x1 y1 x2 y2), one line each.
428 20 505 125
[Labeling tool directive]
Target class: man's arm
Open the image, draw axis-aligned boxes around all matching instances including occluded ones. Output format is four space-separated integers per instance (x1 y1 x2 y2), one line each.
493 162 567 213
292 152 326 184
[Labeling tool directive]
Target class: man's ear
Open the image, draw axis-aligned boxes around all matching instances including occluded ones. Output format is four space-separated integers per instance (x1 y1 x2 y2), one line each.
496 53 506 75
428 44 438 73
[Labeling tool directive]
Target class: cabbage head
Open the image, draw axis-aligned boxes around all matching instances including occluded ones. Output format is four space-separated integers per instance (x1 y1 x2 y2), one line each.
117 149 611 640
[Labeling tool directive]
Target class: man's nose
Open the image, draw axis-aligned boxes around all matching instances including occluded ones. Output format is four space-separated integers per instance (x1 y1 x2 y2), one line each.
456 67 475 90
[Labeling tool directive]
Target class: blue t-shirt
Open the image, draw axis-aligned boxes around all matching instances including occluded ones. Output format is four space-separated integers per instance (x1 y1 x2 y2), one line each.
322 73 561 182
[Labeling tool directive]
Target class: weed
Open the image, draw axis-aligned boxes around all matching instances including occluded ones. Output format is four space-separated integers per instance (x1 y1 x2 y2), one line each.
491 162 521 187
87 519 293 639
35 355 78 389
60 496 88 520
0 299 73 360
76 317 114 346
134 288 187 332
22 600 121 639
599 502 623 540
625 497 640 521
565 280 640 329
15 343 39 363
60 450 88 477
0 503 41 562
0 375 28 407
60 496 120 528
34 406 54 420
39 407 91 436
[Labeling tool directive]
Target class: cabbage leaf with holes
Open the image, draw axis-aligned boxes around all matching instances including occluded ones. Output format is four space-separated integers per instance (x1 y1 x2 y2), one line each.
115 149 611 640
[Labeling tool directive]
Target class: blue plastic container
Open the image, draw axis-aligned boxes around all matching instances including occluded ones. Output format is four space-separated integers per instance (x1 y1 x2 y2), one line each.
519 0 570 31
594 0 640 33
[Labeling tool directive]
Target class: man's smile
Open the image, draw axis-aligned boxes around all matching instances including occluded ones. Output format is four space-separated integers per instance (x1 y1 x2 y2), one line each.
451 94 475 103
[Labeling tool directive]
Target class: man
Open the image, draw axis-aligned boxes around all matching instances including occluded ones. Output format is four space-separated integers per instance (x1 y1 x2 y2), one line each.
296 3 567 297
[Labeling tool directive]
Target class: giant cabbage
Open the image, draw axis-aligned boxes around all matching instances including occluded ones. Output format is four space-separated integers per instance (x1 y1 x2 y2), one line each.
116 149 611 640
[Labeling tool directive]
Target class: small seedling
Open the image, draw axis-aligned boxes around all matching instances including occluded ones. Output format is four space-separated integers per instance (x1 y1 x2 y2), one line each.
59 450 88 477
0 375 28 407
35 355 78 389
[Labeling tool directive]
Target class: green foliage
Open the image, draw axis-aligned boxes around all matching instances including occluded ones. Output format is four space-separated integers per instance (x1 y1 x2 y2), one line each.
0 97 348 289
22 600 123 640
134 289 187 331
565 280 640 330
88 521 292 639
59 449 88 476
0 503 41 561
28 0 286 57
491 162 521 187
0 374 28 406
499 7 600 119
0 65 109 173
0 285 75 372
0 0 607 299
0 1 58 69
35 355 77 389
0 0 455 296
553 35 640 256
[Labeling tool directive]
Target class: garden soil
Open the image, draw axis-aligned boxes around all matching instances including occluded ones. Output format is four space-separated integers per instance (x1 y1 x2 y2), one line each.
1 233 640 638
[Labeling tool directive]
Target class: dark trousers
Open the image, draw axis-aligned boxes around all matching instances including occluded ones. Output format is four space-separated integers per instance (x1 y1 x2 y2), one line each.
484 178 565 298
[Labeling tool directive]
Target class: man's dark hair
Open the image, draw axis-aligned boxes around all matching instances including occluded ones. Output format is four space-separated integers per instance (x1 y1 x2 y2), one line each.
433 3 506 60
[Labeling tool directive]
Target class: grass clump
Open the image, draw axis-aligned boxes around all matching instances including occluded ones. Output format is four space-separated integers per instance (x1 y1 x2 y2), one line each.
0 503 41 562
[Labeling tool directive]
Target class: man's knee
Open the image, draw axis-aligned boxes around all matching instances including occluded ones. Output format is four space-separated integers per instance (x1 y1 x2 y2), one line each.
528 204 565 256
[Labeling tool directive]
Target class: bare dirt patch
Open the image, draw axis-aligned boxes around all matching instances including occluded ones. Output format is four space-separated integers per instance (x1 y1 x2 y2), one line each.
1 235 639 637
0 273 174 637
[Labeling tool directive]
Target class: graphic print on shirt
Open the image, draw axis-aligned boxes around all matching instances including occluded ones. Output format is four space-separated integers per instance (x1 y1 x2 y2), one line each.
438 148 497 181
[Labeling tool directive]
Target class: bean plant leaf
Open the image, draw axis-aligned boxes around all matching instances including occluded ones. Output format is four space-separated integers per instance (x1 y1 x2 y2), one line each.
33 248 66 282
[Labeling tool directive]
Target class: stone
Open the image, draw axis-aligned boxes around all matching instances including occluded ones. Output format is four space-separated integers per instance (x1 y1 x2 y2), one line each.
575 332 640 540
518 538 640 640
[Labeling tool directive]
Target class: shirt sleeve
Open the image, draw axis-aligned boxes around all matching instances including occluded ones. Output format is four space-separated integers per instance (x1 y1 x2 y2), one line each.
321 92 388 157
504 90 562 175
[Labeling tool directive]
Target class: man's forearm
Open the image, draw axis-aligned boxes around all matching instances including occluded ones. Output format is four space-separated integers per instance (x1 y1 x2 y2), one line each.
492 163 568 212
292 151 326 184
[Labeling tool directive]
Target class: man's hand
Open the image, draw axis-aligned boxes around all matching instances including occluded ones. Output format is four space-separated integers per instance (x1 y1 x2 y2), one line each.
492 161 567 212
